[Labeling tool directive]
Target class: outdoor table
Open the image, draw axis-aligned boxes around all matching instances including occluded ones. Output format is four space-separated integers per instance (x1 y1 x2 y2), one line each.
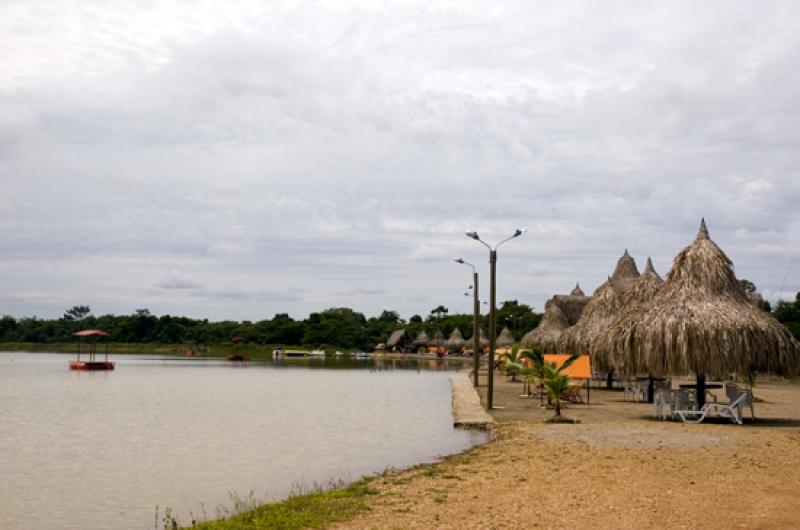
679 383 724 408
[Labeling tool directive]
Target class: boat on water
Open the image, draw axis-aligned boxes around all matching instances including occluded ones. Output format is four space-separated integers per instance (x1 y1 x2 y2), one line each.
71 330 114 371
228 336 249 362
307 349 326 357
354 351 371 359
281 350 307 357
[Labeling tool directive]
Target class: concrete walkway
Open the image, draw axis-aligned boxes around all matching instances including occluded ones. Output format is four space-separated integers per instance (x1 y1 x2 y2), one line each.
449 373 495 430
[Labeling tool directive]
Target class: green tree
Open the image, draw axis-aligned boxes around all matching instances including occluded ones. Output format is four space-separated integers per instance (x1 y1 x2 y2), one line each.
63 305 91 322
738 279 757 293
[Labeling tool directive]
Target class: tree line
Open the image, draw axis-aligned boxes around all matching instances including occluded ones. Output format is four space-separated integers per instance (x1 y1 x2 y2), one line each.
773 292 800 340
0 300 541 351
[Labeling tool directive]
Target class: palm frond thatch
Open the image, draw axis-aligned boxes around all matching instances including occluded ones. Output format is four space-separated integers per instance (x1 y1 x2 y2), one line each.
594 256 664 374
569 283 586 297
386 329 406 347
521 303 569 353
478 328 489 347
559 250 641 357
609 249 641 294
413 330 430 347
430 329 446 346
446 327 465 350
496 327 515 347
614 219 800 377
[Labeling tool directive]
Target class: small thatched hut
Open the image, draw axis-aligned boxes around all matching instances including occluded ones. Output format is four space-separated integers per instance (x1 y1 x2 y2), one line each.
446 328 465 352
594 257 664 373
613 219 800 385
570 283 586 297
521 303 569 353
496 327 515 347
521 282 590 353
559 250 641 357
478 329 489 349
431 329 446 347
386 329 408 351
413 330 430 348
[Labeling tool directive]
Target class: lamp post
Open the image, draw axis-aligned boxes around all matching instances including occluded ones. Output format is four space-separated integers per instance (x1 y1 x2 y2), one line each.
455 258 481 387
466 228 526 409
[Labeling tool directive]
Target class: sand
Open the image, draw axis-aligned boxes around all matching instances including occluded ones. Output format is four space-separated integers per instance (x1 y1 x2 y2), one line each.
334 375 800 529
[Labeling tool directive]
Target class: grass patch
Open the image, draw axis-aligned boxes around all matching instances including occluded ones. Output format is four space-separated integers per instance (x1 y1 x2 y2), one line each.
184 478 377 530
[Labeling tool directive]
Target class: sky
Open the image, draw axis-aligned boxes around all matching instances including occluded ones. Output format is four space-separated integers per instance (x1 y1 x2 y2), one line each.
1 0 799 322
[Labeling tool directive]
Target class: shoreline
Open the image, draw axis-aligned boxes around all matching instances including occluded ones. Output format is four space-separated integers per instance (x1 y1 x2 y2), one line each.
185 372 800 529
0 343 481 364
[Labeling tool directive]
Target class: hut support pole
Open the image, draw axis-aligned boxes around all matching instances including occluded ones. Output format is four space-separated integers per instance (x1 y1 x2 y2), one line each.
487 250 497 409
472 271 480 388
606 369 614 389
697 373 706 408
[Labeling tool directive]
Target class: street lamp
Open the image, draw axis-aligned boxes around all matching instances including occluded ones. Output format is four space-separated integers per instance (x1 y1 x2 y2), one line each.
455 258 481 388
465 228 527 409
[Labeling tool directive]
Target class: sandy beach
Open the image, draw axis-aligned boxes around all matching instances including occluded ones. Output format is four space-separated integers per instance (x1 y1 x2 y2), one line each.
335 374 800 529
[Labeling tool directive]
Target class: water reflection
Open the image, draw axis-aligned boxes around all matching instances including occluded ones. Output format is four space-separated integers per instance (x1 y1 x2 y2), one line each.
0 352 485 530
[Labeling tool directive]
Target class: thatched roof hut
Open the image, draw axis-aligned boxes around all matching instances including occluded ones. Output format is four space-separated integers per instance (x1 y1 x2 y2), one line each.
746 292 767 310
520 282 590 353
431 329 446 346
522 303 569 353
386 329 407 348
413 330 430 347
570 283 585 296
446 328 465 351
559 250 641 356
496 327 515 347
609 249 641 294
612 220 800 378
595 257 664 373
478 329 489 347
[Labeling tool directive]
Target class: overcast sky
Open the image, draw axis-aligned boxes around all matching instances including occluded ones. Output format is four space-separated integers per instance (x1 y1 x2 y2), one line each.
2 1 799 322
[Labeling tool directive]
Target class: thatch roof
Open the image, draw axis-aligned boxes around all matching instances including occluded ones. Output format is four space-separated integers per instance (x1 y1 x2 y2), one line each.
446 328 465 350
478 328 489 346
386 329 406 347
610 249 641 293
413 330 429 347
496 327 515 347
595 257 664 373
559 250 640 356
746 292 766 310
609 220 800 377
570 283 585 296
431 329 446 346
522 303 569 353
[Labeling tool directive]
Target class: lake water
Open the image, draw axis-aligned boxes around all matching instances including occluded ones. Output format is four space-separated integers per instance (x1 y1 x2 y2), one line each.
0 352 486 529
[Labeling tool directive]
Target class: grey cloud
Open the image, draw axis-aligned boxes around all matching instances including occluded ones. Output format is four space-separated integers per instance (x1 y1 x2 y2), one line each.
1 1 799 320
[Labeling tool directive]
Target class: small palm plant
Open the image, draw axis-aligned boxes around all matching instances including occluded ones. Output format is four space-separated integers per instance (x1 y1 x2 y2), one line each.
500 345 523 382
525 348 581 422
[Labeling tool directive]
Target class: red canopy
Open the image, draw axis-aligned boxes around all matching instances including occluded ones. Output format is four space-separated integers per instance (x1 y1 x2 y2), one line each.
73 329 110 337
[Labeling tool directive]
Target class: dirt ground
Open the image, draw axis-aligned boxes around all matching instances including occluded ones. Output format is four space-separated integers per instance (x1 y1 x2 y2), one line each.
335 373 800 529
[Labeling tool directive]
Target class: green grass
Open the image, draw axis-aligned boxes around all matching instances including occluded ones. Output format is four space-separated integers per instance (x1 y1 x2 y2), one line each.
183 478 377 530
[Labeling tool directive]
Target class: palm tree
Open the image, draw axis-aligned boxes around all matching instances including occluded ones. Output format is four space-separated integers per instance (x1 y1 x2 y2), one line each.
525 348 581 421
501 345 523 382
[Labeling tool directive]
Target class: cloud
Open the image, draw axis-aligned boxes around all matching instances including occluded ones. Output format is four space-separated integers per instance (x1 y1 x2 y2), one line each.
1 1 799 320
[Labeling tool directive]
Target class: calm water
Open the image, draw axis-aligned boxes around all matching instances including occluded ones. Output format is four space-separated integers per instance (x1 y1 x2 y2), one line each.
0 352 485 529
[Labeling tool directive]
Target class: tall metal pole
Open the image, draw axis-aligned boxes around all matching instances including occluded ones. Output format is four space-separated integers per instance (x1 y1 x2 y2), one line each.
472 270 480 387
488 250 497 409
464 228 526 411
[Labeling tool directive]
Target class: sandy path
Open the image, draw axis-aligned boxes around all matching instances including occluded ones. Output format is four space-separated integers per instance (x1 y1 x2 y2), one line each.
335 378 800 529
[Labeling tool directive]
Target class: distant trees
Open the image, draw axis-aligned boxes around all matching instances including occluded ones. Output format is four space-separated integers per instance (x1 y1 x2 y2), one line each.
0 301 544 350
774 292 800 340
